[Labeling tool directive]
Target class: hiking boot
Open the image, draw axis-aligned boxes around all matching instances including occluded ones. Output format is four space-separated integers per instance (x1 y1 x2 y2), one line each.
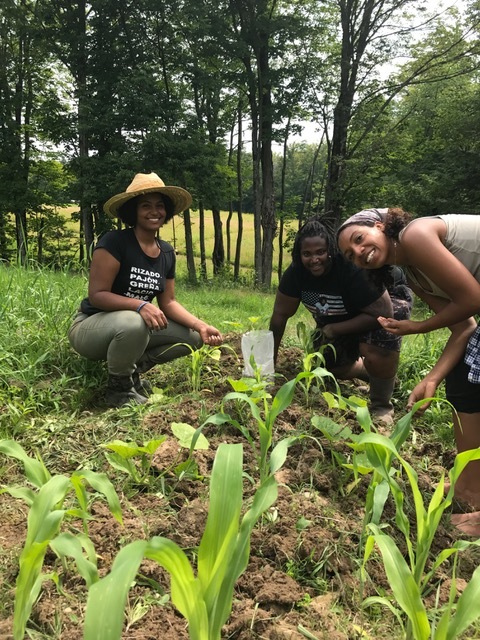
105 374 148 408
132 371 153 396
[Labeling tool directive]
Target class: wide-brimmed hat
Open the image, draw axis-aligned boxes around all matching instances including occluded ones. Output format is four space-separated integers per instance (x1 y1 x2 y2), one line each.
103 172 193 218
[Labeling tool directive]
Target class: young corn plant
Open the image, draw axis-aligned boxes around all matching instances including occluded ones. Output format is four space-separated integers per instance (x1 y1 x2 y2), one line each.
358 433 480 640
102 424 209 490
313 396 420 520
83 442 278 640
0 439 122 640
296 351 340 407
178 342 234 392
216 375 301 483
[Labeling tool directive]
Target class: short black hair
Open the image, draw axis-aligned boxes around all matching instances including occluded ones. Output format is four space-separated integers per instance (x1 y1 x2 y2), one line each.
292 216 336 268
117 193 175 227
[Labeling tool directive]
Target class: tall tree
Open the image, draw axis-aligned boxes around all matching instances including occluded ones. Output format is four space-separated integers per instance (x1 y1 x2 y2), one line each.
321 0 480 223
0 0 45 262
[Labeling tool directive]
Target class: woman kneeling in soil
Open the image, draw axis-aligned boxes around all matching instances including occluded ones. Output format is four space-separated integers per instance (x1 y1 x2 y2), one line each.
269 217 412 425
68 172 222 408
337 208 480 535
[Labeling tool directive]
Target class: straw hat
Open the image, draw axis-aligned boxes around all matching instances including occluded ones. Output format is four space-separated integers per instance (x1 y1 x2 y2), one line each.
103 172 192 218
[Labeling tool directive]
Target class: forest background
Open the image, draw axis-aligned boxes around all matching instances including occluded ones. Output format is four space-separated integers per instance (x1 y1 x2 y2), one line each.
1 0 480 287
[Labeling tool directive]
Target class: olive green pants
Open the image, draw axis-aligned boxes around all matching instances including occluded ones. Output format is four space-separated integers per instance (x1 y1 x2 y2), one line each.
68 310 201 376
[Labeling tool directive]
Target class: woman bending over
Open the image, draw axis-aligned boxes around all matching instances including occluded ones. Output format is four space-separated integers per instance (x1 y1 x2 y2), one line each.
337 208 480 534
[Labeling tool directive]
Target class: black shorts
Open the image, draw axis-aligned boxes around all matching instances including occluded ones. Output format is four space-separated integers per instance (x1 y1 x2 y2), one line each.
445 359 480 414
313 293 412 369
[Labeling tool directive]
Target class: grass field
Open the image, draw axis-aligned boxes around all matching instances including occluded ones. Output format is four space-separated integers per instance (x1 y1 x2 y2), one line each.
1 260 479 640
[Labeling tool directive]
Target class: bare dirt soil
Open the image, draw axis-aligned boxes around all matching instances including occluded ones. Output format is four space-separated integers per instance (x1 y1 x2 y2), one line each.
1 335 479 639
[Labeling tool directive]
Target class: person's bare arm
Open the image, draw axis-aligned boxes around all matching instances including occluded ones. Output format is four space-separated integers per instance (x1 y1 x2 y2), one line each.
379 219 480 335
157 279 222 345
88 249 137 311
404 285 477 410
322 290 392 339
269 291 300 362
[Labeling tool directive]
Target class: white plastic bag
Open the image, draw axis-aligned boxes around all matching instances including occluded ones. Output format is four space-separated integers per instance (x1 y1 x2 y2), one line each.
241 330 275 378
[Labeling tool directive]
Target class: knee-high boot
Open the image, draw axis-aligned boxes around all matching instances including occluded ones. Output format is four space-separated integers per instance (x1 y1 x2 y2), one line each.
369 376 396 426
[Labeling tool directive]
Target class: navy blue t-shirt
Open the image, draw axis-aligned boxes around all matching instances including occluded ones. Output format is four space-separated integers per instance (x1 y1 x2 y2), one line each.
80 228 176 315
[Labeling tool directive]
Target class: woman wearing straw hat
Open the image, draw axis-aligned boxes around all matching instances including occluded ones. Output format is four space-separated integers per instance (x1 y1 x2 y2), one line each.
68 172 222 408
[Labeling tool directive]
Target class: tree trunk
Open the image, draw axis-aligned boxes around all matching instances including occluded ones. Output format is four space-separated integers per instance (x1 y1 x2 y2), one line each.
183 210 197 284
77 1 94 262
258 43 276 287
211 207 225 275
234 103 244 281
277 119 290 281
199 201 207 280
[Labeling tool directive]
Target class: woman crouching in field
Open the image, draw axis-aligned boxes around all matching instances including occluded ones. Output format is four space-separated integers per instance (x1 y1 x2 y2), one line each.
269 216 412 425
68 172 222 408
337 208 480 535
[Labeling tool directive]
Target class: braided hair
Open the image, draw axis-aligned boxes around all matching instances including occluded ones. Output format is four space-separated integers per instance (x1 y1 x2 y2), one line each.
292 217 336 269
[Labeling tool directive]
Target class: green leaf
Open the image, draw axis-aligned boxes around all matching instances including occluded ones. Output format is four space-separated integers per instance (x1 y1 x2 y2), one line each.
84 540 148 640
0 439 50 488
73 470 123 525
270 436 298 474
311 415 353 441
101 440 142 459
50 532 98 587
172 423 209 450
138 437 167 455
446 563 480 639
368 526 430 640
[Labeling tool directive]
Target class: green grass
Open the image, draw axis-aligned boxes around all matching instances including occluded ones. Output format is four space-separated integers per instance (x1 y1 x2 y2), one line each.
1 261 470 640
0 263 307 436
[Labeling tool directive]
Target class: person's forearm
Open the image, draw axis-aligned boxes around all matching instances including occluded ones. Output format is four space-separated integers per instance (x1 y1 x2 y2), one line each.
411 301 480 334
269 316 287 363
422 320 477 385
89 291 146 312
162 300 205 330
327 313 379 337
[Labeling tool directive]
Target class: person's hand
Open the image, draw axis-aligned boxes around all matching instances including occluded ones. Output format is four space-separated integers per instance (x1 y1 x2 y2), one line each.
138 302 168 331
199 325 223 346
407 378 439 412
321 324 336 339
377 316 420 336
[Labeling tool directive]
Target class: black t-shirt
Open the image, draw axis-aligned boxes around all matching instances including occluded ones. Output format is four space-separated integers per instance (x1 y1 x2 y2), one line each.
80 228 176 315
279 254 384 327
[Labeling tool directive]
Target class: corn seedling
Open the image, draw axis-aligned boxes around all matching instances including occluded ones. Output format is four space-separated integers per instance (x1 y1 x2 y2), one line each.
102 425 209 490
227 373 272 405
312 398 419 530
177 342 225 392
0 439 122 640
359 432 480 639
296 352 339 407
216 375 301 482
101 436 168 486
83 442 278 640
